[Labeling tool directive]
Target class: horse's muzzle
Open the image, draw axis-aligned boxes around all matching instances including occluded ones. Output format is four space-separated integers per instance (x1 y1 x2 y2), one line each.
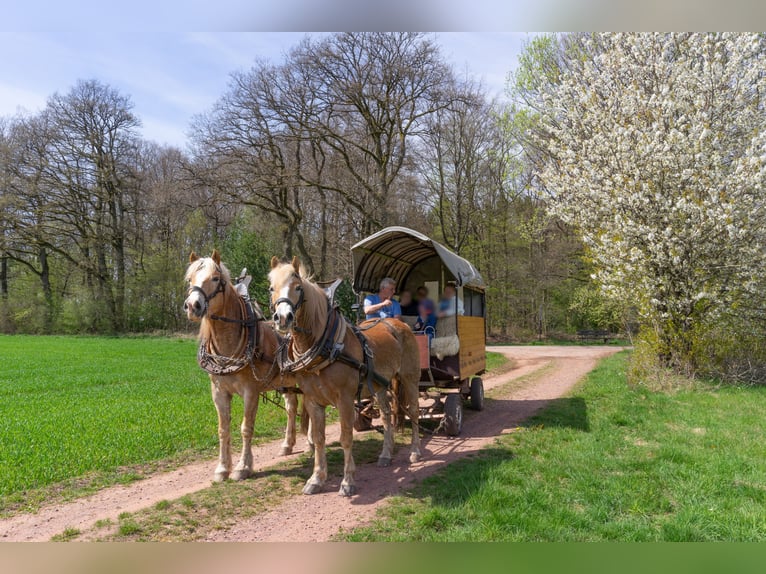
273 310 294 331
183 298 205 319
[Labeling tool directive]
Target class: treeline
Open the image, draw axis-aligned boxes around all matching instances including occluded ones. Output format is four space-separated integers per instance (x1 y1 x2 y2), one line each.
0 33 598 338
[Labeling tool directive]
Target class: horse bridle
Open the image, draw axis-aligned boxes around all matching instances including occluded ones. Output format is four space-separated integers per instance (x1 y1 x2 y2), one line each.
271 276 311 334
187 268 226 317
271 278 305 317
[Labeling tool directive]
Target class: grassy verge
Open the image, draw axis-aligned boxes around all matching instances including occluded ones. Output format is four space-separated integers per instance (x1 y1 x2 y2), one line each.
0 335 290 515
342 351 766 541
484 351 512 375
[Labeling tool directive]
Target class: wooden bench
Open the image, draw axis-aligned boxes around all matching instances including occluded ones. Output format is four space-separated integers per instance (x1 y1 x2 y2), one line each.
577 329 611 343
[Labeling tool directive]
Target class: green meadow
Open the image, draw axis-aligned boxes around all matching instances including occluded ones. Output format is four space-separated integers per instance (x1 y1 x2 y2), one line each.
0 335 289 513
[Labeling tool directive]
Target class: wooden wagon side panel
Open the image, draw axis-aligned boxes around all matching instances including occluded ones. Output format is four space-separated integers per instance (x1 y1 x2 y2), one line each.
414 333 431 369
457 315 486 379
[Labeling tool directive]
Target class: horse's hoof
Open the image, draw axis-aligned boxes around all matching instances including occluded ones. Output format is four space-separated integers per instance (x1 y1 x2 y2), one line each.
279 446 293 456
377 456 392 468
339 484 357 497
409 452 421 464
213 471 229 483
231 468 251 481
303 482 322 495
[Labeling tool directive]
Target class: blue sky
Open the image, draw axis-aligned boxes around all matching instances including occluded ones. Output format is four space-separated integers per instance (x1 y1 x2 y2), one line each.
0 32 532 149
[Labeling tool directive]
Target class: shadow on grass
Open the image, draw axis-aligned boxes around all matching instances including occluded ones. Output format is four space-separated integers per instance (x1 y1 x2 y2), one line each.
520 396 589 432
338 394 592 534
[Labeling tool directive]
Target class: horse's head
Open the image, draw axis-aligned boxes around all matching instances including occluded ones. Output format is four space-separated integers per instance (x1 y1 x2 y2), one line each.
268 255 305 332
183 249 231 321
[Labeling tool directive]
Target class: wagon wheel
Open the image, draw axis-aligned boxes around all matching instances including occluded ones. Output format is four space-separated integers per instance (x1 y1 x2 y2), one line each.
469 377 484 411
354 403 375 432
354 410 374 432
443 394 463 436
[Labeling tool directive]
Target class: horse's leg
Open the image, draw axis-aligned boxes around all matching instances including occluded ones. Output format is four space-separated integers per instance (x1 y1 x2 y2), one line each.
302 398 327 495
406 380 422 464
375 386 395 468
232 387 259 481
305 406 315 456
211 381 232 482
337 397 357 496
281 391 297 456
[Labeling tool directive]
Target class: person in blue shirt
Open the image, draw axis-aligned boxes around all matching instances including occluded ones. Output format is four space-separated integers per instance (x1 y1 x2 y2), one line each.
413 298 437 340
363 277 402 320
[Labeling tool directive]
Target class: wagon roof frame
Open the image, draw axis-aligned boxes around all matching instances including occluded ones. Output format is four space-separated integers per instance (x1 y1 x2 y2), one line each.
350 226 486 293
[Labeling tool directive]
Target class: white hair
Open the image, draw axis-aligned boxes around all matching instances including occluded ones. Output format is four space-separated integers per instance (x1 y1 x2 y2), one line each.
380 277 396 290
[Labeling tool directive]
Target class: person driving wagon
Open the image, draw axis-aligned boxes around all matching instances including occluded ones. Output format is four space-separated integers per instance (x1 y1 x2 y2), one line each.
363 277 402 320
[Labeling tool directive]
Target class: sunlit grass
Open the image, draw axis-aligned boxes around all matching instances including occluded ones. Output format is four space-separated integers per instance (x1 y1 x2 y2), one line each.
344 351 766 541
0 335 290 513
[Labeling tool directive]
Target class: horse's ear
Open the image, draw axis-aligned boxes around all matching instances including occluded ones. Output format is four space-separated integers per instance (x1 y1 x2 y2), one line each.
270 256 280 269
291 256 300 274
189 251 199 263
211 249 221 266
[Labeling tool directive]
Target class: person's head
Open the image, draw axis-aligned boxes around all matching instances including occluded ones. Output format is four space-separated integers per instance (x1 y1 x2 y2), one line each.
416 286 429 300
400 289 413 306
419 298 435 317
378 277 396 299
443 284 457 300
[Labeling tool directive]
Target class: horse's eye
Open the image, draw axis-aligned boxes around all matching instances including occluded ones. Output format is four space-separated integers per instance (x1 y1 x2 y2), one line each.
212 277 219 282
268 286 274 292
295 284 302 292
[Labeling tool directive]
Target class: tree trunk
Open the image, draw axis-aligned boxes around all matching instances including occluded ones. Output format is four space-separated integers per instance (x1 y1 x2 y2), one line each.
39 247 54 332
319 188 328 278
0 254 7 300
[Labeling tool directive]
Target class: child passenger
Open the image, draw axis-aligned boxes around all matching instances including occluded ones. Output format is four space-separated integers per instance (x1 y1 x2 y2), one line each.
414 298 437 339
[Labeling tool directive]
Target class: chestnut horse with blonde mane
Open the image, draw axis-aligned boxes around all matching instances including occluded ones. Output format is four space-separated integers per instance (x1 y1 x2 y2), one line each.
269 256 422 497
183 250 313 483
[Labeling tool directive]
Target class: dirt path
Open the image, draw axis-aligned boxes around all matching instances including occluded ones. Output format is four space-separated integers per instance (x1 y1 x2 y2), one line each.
0 345 622 542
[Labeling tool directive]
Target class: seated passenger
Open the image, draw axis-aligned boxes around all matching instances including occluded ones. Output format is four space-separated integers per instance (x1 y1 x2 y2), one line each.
363 277 402 320
399 289 419 316
437 284 464 318
413 298 437 338
416 285 429 303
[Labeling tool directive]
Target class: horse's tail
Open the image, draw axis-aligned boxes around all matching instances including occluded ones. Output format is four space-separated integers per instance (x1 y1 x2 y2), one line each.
300 396 310 435
390 375 403 430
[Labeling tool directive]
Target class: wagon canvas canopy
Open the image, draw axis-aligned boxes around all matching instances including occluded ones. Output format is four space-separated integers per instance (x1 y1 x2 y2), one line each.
351 227 486 293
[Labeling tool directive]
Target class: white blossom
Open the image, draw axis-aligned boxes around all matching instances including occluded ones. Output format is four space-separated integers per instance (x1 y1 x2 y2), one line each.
533 33 766 349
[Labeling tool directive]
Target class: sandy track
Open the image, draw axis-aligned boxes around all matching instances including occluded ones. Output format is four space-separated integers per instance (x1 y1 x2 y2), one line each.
0 345 621 542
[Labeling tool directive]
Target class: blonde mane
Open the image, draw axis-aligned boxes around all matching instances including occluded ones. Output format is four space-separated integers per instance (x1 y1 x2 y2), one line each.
184 257 233 285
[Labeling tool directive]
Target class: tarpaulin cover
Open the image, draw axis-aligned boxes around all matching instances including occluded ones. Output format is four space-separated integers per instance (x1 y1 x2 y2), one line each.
350 226 486 293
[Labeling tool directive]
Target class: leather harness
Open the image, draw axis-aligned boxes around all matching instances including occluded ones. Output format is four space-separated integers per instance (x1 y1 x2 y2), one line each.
276 302 393 397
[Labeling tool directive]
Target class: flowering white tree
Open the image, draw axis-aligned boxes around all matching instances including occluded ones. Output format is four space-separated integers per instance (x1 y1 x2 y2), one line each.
531 33 766 371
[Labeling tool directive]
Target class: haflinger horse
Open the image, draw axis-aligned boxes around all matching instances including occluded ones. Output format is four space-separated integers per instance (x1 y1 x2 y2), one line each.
269 256 422 497
183 249 313 483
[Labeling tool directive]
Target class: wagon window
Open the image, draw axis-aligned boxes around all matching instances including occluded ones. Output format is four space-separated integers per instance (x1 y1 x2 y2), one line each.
463 287 484 317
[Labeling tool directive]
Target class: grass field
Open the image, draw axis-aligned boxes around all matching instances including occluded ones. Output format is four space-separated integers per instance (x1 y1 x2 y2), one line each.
343 351 766 541
0 335 290 514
